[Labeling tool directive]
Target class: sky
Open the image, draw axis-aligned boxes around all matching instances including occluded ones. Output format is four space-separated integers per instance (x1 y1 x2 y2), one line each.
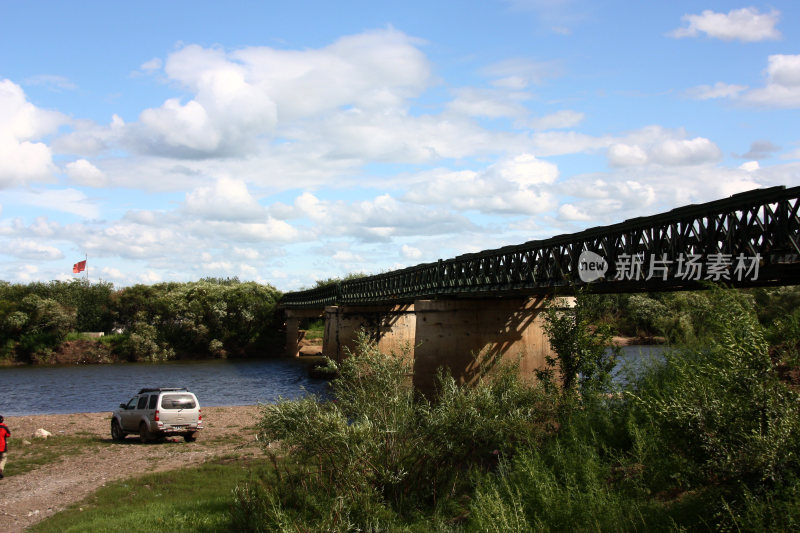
1 1 799 291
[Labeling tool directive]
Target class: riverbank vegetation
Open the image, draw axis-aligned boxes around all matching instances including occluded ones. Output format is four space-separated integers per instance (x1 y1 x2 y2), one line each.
0 278 282 364
28 285 800 531
236 287 800 531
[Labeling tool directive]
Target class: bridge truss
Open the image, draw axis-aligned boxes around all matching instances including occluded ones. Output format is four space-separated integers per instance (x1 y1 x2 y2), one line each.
281 186 800 308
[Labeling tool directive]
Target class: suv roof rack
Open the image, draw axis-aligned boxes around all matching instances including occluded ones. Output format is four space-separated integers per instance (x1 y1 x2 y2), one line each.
137 387 189 394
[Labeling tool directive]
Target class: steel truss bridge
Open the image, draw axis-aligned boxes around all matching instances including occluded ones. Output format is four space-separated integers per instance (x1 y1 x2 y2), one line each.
281 186 800 309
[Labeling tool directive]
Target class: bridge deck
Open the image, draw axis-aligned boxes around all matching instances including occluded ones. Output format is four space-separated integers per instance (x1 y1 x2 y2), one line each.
281 186 800 308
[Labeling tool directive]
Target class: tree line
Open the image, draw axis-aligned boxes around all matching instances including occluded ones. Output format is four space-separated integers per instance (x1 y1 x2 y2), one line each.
0 278 283 363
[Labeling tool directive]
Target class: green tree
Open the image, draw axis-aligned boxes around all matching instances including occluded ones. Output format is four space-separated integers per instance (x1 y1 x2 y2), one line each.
539 290 617 394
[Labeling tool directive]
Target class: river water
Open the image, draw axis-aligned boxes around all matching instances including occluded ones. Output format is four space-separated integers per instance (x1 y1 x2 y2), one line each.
611 344 667 385
0 358 331 416
0 345 666 416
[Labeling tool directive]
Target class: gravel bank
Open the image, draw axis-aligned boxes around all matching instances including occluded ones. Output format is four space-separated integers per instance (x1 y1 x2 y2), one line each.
0 405 264 532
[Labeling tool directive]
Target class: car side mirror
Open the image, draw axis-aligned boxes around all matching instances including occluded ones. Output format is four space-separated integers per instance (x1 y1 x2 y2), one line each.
119 403 127 409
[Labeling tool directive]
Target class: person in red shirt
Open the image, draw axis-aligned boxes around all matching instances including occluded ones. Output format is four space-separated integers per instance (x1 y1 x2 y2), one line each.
0 415 10 479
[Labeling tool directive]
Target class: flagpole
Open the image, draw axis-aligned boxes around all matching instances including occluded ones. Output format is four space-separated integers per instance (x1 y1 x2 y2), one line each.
85 253 89 283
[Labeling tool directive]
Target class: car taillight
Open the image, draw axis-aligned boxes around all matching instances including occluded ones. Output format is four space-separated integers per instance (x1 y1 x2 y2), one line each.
198 409 202 422
154 409 160 421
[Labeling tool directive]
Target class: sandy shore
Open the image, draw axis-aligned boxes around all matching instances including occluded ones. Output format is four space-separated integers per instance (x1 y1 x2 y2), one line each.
611 335 666 347
0 405 264 532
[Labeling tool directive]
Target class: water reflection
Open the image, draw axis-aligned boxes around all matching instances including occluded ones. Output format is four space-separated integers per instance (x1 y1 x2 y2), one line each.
0 359 330 416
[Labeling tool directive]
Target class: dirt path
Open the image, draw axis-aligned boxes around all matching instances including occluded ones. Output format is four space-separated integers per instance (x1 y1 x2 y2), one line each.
0 405 264 532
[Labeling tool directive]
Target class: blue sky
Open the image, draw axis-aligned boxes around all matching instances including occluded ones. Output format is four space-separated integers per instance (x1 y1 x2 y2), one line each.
1 1 799 290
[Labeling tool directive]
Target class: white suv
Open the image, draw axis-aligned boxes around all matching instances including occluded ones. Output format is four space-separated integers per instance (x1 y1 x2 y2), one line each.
111 388 203 443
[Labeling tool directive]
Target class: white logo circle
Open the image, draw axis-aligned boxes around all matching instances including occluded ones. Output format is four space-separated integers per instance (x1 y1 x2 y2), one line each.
578 250 608 283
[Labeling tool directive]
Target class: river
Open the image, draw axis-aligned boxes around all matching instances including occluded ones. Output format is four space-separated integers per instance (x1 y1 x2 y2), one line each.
0 358 330 416
0 345 666 416
611 344 667 384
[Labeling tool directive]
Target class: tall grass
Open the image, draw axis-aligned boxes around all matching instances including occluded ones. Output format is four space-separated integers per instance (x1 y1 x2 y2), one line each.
232 287 800 532
471 287 800 532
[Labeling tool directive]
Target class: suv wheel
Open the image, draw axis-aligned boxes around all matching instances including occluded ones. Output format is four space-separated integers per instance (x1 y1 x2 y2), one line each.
111 419 125 441
183 432 197 442
139 422 152 444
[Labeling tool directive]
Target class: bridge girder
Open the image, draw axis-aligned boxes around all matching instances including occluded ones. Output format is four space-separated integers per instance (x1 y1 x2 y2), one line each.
281 185 800 309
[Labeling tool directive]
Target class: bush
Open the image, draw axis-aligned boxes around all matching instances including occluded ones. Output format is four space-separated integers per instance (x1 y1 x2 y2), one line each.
123 322 175 362
539 290 617 394
242 331 552 530
629 289 800 490
471 287 800 531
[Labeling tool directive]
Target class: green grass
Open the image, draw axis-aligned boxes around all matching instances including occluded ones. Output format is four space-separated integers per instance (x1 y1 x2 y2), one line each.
6 435 110 477
29 458 268 533
303 319 325 340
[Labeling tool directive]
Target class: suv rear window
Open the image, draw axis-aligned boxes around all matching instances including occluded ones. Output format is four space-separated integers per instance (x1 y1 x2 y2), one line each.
160 394 196 410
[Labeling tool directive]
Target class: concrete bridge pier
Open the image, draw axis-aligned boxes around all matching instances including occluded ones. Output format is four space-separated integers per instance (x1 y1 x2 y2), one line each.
412 297 554 394
323 304 416 362
284 308 325 358
321 296 561 395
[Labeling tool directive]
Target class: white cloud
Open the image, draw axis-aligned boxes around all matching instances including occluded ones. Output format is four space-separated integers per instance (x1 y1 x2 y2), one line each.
183 176 265 220
526 110 584 130
83 222 182 259
29 216 59 237
607 127 721 167
277 191 470 241
16 264 40 282
53 115 124 156
670 8 781 42
333 250 364 262
649 138 721 166
100 266 126 280
686 82 747 100
402 154 558 215
556 165 765 225
5 239 64 260
202 261 235 272
65 159 108 187
529 130 612 156
484 58 561 89
185 218 301 242
401 244 422 259
8 188 100 218
739 161 760 172
140 58 162 71
125 29 431 159
299 108 525 163
446 87 530 118
492 153 559 186
233 247 260 260
607 144 648 167
557 203 592 221
139 270 162 283
742 54 800 108
24 74 77 91
0 79 65 187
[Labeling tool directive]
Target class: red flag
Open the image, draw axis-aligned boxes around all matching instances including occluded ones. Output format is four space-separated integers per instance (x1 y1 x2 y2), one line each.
73 260 86 273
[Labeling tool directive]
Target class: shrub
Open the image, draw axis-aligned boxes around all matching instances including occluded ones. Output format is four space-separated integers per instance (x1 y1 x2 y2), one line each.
629 289 800 491
124 322 175 362
539 290 617 395
242 331 552 530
